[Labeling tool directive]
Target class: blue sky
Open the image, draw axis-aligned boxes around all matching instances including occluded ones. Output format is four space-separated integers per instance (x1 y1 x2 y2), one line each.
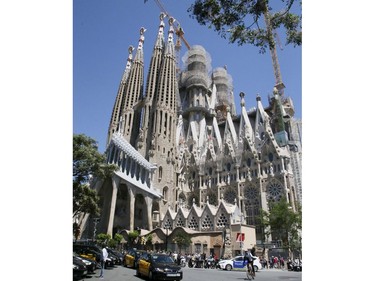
73 0 301 153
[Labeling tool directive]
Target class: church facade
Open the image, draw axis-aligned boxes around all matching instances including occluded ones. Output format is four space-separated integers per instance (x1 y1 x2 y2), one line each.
81 13 302 257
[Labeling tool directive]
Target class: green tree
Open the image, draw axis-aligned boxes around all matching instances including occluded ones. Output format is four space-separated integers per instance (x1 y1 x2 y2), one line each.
173 232 192 251
108 238 117 248
128 230 140 247
114 233 124 245
96 233 111 246
73 134 117 218
258 197 301 253
188 0 301 53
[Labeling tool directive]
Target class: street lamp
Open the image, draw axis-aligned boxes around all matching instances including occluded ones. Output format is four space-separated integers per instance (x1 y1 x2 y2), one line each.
92 218 100 241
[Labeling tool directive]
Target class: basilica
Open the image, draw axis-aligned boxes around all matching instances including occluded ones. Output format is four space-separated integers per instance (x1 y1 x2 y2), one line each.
80 13 302 258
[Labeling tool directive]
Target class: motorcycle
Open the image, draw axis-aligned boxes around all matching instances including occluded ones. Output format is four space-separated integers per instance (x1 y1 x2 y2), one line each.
204 258 216 269
188 258 195 268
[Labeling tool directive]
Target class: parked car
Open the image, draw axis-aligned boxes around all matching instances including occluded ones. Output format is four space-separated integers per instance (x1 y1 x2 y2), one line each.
124 248 146 268
73 252 97 273
136 253 183 281
107 248 124 265
73 256 87 280
217 255 262 272
73 244 114 268
107 248 122 265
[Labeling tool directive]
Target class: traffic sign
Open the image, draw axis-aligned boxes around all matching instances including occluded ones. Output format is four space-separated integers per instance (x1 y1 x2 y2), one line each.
236 233 245 242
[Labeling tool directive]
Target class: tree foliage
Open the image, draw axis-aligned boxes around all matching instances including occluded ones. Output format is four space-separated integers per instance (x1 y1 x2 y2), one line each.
114 233 124 244
188 0 301 53
258 197 301 251
73 134 118 218
96 233 111 246
73 134 117 184
173 232 192 250
128 230 140 246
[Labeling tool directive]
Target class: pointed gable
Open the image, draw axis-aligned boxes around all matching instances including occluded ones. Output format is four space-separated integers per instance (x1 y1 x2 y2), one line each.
186 202 203 231
174 205 189 228
161 206 176 230
200 201 218 231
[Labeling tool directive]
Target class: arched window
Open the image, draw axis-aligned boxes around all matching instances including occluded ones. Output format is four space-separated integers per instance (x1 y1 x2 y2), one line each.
158 167 163 181
268 152 274 162
163 186 168 201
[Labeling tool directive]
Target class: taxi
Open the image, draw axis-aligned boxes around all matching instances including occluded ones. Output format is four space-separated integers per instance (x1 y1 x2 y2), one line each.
136 253 183 281
124 248 146 268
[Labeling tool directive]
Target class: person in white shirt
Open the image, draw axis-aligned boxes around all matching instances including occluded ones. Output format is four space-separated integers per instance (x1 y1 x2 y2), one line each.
99 246 108 278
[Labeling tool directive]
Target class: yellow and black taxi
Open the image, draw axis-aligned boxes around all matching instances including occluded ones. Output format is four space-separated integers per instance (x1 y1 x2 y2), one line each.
136 253 183 281
124 248 147 268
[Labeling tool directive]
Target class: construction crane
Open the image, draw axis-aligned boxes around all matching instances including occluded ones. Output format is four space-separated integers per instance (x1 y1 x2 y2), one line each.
152 0 191 50
263 4 285 96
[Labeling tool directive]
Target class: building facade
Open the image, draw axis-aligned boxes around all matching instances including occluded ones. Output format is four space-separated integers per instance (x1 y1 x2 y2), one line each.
80 13 302 257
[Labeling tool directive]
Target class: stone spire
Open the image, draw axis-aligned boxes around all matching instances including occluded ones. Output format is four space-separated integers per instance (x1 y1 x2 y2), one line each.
137 13 166 157
148 17 178 211
155 12 166 49
119 27 146 146
106 45 134 147
254 95 269 152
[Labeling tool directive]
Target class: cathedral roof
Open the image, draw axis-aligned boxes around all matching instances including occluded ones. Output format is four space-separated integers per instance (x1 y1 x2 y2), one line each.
111 132 156 170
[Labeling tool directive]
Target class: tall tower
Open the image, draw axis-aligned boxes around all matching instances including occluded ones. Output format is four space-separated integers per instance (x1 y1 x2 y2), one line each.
136 13 166 157
106 46 134 147
148 17 178 214
119 27 146 146
179 45 212 205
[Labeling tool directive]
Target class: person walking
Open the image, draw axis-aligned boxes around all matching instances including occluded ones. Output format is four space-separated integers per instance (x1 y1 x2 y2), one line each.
99 245 108 279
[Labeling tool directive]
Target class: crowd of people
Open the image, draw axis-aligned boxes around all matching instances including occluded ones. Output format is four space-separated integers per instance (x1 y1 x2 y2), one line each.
171 251 219 268
257 255 302 271
120 247 301 271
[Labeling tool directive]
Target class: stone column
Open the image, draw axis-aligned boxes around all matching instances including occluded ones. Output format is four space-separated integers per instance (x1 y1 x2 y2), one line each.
144 196 153 230
258 160 271 243
107 176 119 237
128 185 135 231
281 157 290 203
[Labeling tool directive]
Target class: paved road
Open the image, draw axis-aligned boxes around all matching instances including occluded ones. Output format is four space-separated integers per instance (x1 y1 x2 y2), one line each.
79 265 302 281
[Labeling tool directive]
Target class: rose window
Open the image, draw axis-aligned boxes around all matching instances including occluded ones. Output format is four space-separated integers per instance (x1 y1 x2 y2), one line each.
244 186 258 201
267 181 283 202
224 189 237 204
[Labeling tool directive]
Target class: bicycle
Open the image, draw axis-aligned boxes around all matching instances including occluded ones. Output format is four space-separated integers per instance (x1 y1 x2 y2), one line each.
246 263 255 280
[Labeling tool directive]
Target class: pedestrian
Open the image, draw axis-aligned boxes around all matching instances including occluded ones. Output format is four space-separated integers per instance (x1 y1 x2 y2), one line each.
99 245 108 279
280 256 285 269
269 256 274 268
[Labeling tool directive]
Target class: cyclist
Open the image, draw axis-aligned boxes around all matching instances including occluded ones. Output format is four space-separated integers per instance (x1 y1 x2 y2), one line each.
243 246 257 278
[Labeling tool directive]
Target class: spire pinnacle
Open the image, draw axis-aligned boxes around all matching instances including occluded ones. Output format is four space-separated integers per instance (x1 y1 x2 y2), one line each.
168 17 175 43
239 92 245 107
138 27 146 50
134 27 146 62
121 45 134 84
155 13 166 48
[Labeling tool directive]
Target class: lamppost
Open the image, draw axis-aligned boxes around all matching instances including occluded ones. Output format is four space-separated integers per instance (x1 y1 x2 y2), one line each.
92 218 100 241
